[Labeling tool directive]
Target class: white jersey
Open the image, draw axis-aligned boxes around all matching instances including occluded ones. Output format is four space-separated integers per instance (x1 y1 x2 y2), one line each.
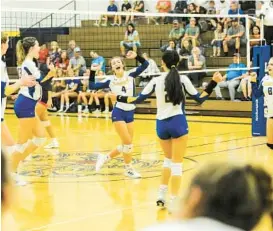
99 72 136 111
141 74 199 120
1 59 9 120
261 75 273 118
18 59 42 100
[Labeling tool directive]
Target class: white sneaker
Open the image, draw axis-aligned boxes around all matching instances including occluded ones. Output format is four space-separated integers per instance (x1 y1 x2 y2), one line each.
168 196 180 214
83 108 89 114
95 154 109 172
93 109 101 114
156 188 168 208
58 108 64 113
11 173 27 186
102 109 109 114
44 140 59 149
101 23 107 27
124 168 141 179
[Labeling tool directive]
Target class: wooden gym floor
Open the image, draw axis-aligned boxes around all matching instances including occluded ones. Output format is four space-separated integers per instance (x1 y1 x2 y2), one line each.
3 111 273 231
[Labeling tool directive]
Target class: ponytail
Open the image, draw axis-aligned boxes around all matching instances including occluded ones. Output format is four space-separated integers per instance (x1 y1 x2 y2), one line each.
162 50 185 106
16 40 25 66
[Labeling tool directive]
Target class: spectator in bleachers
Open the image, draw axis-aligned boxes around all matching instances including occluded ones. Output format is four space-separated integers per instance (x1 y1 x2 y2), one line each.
227 1 244 25
67 40 76 59
188 47 206 87
68 47 86 76
215 0 229 14
161 20 185 52
250 25 261 59
94 0 120 27
211 22 226 57
47 41 60 67
77 70 90 114
150 0 172 25
56 50 70 75
206 0 217 30
90 51 106 74
58 69 81 113
188 2 198 14
121 0 132 25
128 0 145 23
120 23 141 56
182 17 200 47
165 40 181 53
214 53 247 101
165 0 188 24
237 71 254 101
178 39 192 70
223 18 246 56
38 44 49 72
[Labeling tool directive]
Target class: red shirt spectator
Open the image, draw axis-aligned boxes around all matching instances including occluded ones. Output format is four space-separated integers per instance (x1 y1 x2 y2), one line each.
38 44 49 64
156 0 171 13
56 51 70 72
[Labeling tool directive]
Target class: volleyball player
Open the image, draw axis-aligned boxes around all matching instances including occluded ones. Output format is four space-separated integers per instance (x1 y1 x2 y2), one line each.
1 34 37 156
113 50 222 210
11 37 56 173
92 51 149 178
251 58 273 150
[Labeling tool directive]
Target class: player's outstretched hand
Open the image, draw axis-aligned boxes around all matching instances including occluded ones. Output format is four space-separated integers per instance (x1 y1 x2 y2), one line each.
126 51 137 59
212 72 223 83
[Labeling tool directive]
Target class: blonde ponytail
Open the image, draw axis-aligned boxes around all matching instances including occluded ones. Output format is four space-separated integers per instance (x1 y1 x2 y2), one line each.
16 40 25 66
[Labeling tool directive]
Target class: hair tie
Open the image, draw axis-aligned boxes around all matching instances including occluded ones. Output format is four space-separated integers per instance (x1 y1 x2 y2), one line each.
171 65 176 68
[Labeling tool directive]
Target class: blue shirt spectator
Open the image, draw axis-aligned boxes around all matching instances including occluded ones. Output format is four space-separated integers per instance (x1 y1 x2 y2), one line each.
227 63 247 80
90 51 106 73
108 2 118 12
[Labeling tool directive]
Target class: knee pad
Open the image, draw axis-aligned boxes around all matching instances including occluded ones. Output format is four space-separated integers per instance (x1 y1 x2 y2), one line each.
41 120 50 127
171 162 183 176
163 158 171 168
31 137 46 147
117 145 123 153
267 143 273 150
122 144 133 154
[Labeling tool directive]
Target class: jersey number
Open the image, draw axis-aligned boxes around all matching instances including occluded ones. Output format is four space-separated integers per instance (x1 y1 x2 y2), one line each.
121 86 126 93
268 87 273 96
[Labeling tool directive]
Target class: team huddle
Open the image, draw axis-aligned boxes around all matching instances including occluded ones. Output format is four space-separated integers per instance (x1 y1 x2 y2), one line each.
1 35 273 210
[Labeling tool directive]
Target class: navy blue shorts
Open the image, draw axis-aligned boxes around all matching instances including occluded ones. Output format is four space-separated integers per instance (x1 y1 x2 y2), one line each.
14 94 37 118
112 107 135 123
156 114 189 140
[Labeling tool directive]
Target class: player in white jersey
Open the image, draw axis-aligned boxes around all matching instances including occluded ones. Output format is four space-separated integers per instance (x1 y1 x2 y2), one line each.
1 35 36 156
113 50 222 210
11 37 56 174
92 51 149 178
251 58 273 150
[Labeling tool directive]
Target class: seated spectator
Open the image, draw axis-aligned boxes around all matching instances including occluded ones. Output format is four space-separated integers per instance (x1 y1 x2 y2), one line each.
68 47 87 76
237 71 254 101
161 20 185 52
206 0 217 30
214 53 247 101
188 3 198 14
94 0 120 27
165 0 188 24
150 0 172 25
227 2 244 25
188 47 206 87
165 40 181 53
223 19 246 56
215 0 229 29
47 41 60 67
128 1 145 23
120 23 141 56
56 50 70 75
142 162 273 231
121 0 132 25
67 40 76 59
38 44 49 71
250 25 261 59
182 17 200 47
211 22 226 57
178 39 192 70
90 51 106 73
77 70 91 114
58 69 81 113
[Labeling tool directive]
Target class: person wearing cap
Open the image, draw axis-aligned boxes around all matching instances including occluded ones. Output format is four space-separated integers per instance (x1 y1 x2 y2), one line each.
223 18 246 56
68 47 86 76
214 53 247 101
160 20 185 52
182 17 200 48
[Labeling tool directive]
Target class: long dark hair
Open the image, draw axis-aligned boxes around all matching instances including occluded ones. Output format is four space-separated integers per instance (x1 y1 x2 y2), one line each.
162 50 184 106
16 37 37 66
190 163 273 231
127 23 135 36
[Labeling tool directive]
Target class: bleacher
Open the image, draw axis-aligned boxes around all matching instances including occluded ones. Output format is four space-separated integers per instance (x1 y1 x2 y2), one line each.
7 19 251 117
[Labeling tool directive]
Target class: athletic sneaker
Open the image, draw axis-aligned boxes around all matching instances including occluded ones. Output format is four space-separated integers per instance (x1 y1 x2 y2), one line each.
83 108 89 114
11 173 27 186
95 154 109 172
93 109 101 114
124 168 141 179
102 109 109 114
156 188 168 208
44 140 59 149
